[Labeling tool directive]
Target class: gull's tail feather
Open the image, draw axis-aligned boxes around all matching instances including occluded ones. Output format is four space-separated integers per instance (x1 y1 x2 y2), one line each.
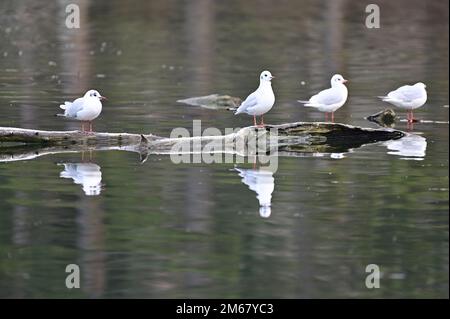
57 101 72 117
234 105 244 115
59 101 71 110
298 100 317 107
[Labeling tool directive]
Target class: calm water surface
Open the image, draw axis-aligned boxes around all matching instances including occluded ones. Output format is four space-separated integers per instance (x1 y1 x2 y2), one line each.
0 0 448 298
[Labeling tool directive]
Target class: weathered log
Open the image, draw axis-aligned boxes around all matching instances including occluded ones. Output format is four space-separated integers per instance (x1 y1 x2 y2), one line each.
366 109 397 127
0 127 160 146
177 94 241 110
0 123 405 162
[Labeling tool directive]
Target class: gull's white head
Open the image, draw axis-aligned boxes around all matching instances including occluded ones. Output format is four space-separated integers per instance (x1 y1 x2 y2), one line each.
84 89 107 101
260 70 274 82
331 74 348 86
259 205 271 218
415 82 427 89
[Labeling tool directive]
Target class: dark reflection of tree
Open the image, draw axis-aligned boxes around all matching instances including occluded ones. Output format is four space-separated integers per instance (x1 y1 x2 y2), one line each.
3 1 59 128
10 192 29 298
76 196 106 298
181 0 216 291
184 0 215 94
324 0 345 74
57 0 92 122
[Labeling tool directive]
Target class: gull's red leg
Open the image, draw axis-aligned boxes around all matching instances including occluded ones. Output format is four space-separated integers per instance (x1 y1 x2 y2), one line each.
253 115 257 126
89 121 93 132
81 122 85 132
325 112 328 122
260 116 265 127
331 112 335 123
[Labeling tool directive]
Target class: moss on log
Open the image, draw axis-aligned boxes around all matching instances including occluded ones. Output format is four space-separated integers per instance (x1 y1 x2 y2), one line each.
366 109 397 127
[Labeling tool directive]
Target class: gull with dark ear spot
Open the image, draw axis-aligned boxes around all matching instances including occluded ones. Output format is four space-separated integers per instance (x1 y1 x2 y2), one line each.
298 74 348 122
378 82 427 123
57 89 107 133
235 70 275 127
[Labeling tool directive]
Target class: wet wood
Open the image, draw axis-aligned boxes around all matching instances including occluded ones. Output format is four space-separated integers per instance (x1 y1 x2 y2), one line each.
177 94 241 110
0 123 405 162
366 109 397 127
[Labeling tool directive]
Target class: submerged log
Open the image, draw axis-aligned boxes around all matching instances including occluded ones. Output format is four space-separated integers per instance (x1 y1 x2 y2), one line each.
0 123 405 162
177 94 241 110
366 109 449 126
366 109 397 127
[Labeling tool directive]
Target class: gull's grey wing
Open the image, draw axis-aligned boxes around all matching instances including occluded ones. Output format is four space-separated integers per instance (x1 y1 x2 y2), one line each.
310 88 343 105
235 92 258 114
388 85 423 102
65 97 85 118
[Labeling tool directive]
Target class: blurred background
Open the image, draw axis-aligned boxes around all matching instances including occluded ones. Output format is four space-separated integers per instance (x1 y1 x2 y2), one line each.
0 0 448 298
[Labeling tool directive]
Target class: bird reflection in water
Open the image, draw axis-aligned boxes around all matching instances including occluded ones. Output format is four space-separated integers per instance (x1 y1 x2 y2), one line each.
235 166 275 218
384 133 427 160
59 162 103 196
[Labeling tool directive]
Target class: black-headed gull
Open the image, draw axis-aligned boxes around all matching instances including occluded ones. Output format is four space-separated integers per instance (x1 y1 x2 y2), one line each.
384 134 427 159
235 70 275 127
235 167 274 218
378 82 427 123
57 89 107 132
59 162 103 196
298 74 348 122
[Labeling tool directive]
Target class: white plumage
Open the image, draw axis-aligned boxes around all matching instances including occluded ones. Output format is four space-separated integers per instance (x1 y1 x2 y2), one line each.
378 82 427 122
235 70 275 127
298 74 348 122
235 167 274 218
59 163 103 196
57 89 106 132
384 134 427 159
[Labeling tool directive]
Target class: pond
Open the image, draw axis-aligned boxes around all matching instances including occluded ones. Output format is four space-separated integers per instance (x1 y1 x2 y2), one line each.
0 0 448 298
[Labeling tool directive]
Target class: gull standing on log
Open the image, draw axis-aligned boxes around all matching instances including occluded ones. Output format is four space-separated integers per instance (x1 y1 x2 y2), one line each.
235 70 275 127
57 89 107 132
298 74 348 122
378 82 427 123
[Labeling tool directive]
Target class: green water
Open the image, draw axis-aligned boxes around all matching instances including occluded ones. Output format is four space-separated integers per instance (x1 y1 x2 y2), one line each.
0 0 448 298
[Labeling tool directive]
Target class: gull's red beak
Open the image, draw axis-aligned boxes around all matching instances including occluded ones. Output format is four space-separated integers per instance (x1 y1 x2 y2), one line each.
100 96 108 101
271 76 275 80
343 79 349 83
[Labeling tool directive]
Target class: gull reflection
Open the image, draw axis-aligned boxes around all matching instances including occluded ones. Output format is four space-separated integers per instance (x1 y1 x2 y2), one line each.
235 167 275 218
59 162 103 196
384 133 427 160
